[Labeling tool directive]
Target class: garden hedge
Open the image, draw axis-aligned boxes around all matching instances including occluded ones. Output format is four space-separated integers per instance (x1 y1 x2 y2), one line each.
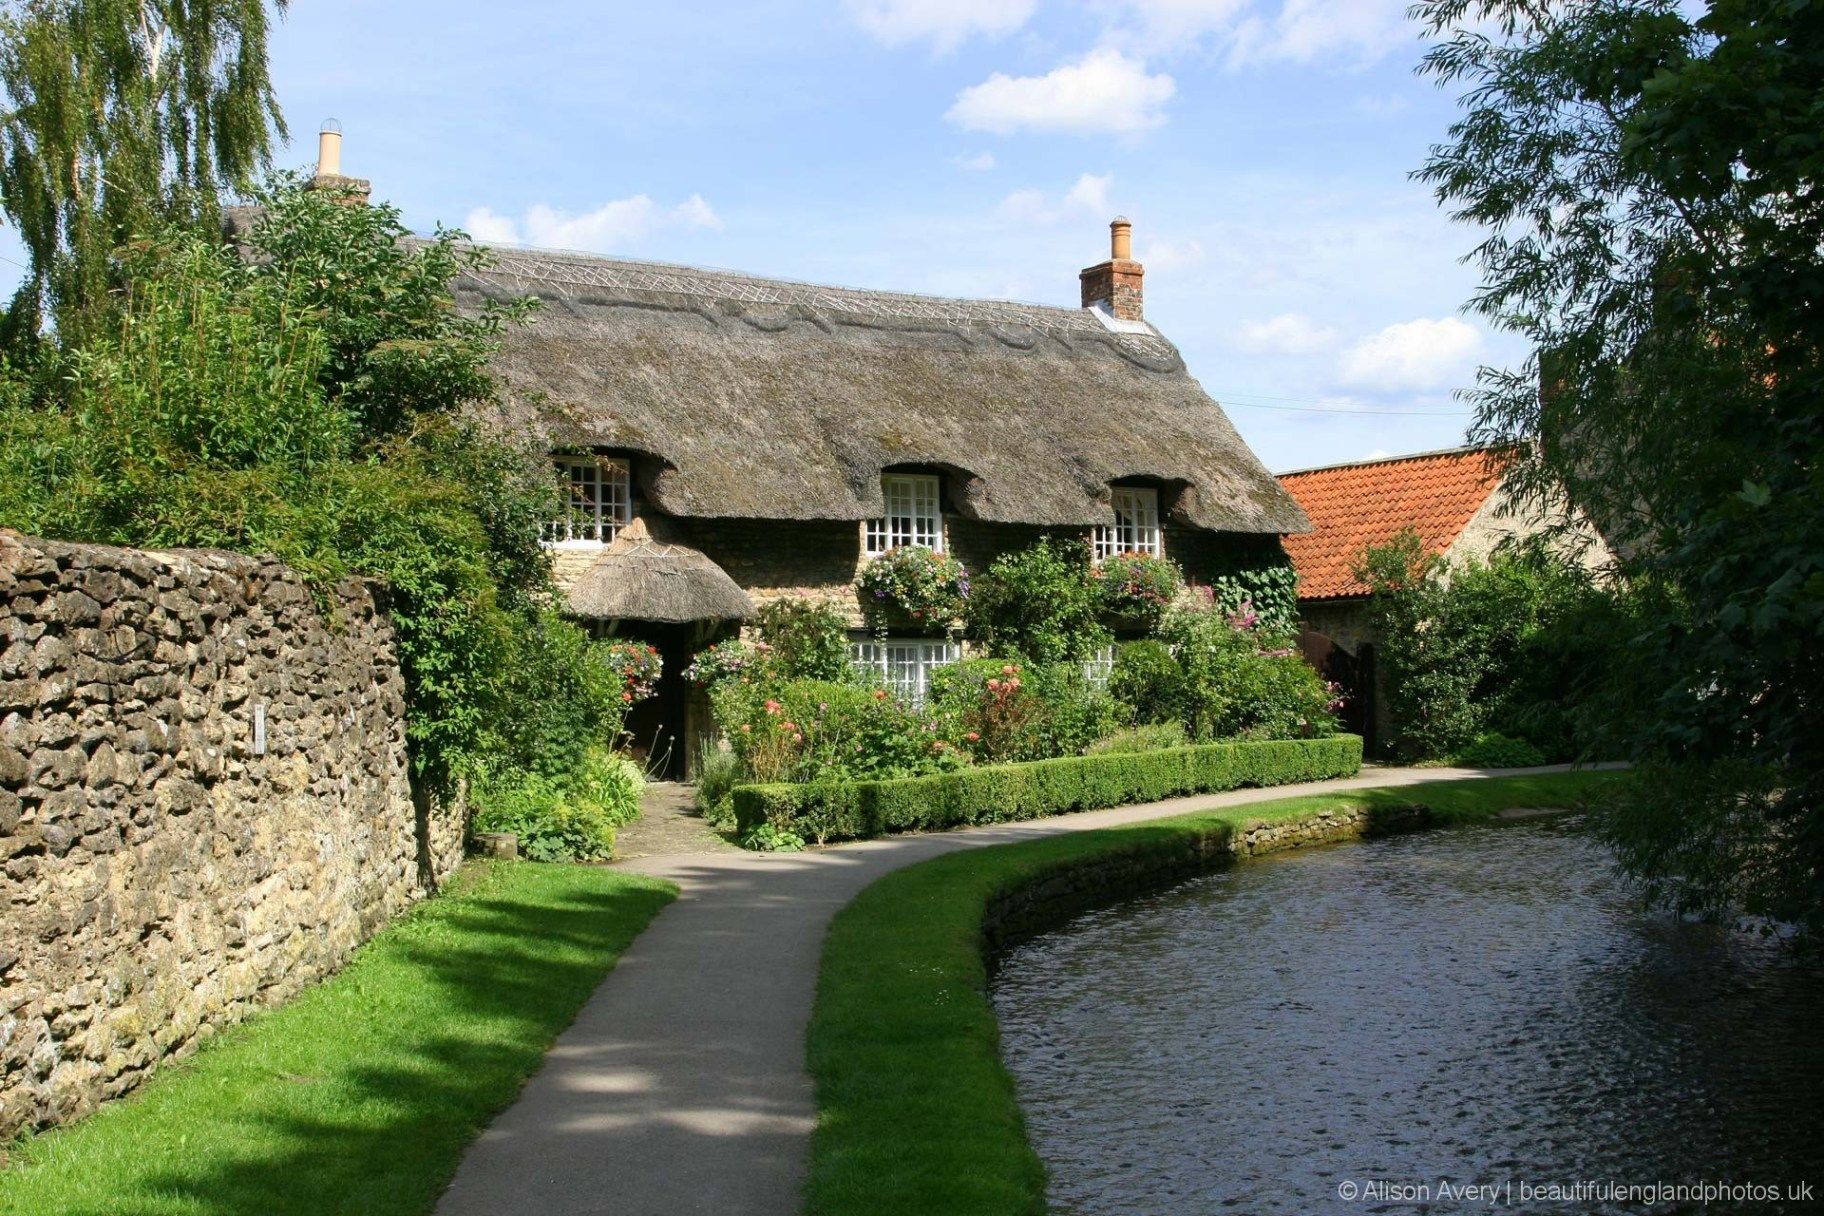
732 734 1364 844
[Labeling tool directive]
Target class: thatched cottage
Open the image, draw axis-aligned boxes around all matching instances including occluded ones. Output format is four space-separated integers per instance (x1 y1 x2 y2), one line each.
451 216 1308 775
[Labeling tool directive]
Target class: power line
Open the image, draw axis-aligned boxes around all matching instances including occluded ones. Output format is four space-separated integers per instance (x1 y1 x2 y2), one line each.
1214 393 1472 418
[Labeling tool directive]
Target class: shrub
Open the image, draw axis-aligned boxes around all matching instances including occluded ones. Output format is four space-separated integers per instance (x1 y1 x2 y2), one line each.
1108 639 1181 726
1023 661 1121 757
483 619 658 780
732 735 1364 845
1087 722 1188 754
929 658 1119 763
712 677 961 784
856 546 969 630
1119 605 1337 742
472 748 644 862
965 538 1109 664
757 599 852 681
694 741 745 830
1358 531 1605 761
1093 552 1182 629
738 823 806 853
952 662 1042 763
1453 732 1548 769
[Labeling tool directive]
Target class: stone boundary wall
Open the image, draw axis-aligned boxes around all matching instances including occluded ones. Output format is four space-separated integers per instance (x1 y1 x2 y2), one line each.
981 802 1429 958
0 531 461 1137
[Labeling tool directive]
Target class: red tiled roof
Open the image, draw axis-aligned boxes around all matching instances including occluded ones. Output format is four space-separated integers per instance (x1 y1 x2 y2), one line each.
1277 447 1509 600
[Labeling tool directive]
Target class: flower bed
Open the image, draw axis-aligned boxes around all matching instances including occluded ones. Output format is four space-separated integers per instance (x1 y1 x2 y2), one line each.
732 734 1363 844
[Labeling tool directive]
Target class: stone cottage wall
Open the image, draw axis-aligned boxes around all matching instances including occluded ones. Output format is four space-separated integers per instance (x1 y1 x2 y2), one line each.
0 531 457 1138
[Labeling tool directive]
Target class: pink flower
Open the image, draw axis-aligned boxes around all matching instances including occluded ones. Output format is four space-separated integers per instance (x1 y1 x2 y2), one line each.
792 733 804 744
987 678 1001 692
1000 664 1016 676
764 699 781 715
872 688 888 700
965 730 980 742
740 724 751 733
621 692 633 702
780 721 798 732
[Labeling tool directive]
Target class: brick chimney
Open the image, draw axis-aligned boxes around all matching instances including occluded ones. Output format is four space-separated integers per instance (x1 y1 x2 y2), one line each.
1079 216 1143 322
308 120 370 205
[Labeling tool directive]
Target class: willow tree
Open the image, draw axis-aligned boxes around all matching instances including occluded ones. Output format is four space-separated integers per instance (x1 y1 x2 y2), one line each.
1416 1 1824 934
0 0 287 341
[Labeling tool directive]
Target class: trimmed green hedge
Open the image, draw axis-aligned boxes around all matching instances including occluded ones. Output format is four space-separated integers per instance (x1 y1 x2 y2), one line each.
732 734 1363 844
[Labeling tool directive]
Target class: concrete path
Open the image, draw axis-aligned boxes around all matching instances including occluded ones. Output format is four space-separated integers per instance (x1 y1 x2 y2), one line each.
434 764 1592 1216
613 781 739 861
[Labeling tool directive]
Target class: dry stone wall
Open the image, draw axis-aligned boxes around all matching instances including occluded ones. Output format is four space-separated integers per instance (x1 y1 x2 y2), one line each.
0 531 459 1137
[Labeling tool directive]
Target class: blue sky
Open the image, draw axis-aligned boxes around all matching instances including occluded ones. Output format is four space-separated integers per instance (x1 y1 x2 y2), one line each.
11 2 1524 473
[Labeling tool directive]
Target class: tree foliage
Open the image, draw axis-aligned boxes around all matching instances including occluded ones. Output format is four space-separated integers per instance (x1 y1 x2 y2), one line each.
1417 0 1824 931
0 178 625 793
0 0 287 339
964 537 1109 664
1356 530 1610 762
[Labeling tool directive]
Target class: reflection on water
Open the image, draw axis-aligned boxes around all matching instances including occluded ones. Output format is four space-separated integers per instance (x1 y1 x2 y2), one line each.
992 818 1824 1215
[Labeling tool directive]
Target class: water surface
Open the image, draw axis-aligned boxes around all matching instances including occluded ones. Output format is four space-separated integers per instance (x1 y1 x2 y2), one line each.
992 818 1824 1214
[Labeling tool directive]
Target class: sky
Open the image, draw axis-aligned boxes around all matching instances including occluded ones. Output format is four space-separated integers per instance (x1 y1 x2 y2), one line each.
5 1 1526 474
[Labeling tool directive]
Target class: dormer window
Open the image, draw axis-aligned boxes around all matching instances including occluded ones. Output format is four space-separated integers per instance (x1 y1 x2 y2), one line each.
1094 486 1161 559
865 473 944 556
545 455 631 545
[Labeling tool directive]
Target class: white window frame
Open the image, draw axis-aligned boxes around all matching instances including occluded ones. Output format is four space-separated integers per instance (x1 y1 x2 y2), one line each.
545 455 631 547
1094 486 1162 559
865 473 945 556
850 638 959 707
1082 644 1117 688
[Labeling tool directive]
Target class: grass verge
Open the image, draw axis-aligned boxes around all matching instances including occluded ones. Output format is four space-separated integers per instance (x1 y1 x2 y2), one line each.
804 770 1622 1216
0 861 675 1216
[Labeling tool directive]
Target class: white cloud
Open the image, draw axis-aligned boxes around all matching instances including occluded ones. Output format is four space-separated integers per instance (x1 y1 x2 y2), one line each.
1144 238 1207 273
464 194 723 252
1064 172 1114 213
947 49 1176 135
845 0 1036 52
1354 91 1412 116
996 173 1118 224
1338 316 1483 391
463 207 522 245
953 151 998 171
1228 1 1415 67
1102 1 1415 68
1233 311 1338 356
1099 0 1250 44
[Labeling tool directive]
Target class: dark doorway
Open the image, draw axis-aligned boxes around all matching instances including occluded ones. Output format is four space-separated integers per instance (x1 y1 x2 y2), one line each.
599 621 696 780
1296 629 1377 756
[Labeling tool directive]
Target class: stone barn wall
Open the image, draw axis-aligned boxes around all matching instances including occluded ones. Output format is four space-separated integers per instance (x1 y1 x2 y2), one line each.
0 531 460 1137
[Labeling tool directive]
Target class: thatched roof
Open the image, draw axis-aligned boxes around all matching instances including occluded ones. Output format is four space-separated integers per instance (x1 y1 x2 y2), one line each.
455 247 1308 534
564 518 754 622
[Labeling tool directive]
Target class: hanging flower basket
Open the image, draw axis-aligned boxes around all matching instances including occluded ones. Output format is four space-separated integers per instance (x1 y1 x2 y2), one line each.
602 640 663 703
856 546 970 632
1092 552 1183 631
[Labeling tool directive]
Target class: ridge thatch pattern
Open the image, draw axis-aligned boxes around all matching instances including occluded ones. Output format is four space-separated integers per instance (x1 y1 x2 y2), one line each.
457 246 1308 534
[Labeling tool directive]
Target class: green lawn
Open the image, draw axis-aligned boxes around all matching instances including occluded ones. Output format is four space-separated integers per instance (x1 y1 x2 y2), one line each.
0 861 676 1216
804 770 1623 1216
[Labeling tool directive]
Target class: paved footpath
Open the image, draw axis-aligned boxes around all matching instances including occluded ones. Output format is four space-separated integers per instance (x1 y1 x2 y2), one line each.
435 764 1590 1216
